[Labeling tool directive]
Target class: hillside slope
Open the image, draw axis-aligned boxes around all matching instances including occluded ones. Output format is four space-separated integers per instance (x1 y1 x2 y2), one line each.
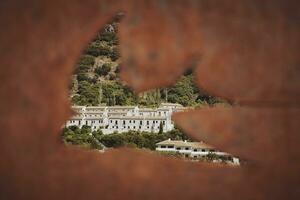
70 15 225 107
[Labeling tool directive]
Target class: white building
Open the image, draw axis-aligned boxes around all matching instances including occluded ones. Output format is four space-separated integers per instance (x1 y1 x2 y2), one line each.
66 103 186 134
156 139 240 165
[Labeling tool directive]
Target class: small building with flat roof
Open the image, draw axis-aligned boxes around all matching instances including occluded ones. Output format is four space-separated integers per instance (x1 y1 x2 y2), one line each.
156 139 240 165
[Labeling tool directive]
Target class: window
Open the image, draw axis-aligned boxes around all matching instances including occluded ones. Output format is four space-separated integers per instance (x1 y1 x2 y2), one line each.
147 121 149 125
123 120 125 125
202 149 206 152
176 147 181 150
161 145 166 148
140 121 142 125
185 147 189 150
167 145 174 148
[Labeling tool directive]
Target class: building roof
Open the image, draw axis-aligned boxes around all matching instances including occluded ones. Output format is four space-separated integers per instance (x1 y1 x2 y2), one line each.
108 116 168 120
161 103 183 106
157 107 171 111
108 111 128 114
108 106 136 109
156 139 215 149
72 106 85 108
70 116 83 120
139 108 156 112
85 117 105 120
85 106 106 109
85 111 106 114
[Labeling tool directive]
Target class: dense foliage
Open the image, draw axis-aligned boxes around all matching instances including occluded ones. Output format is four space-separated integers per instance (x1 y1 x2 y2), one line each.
62 126 190 150
95 63 111 76
62 125 104 150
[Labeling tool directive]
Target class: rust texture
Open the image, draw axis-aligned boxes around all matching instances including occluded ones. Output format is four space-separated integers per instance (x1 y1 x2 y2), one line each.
0 0 299 200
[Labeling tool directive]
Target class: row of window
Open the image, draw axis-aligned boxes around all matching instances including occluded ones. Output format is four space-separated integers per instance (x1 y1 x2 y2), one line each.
111 125 164 130
159 145 216 152
89 120 103 123
110 120 166 125
139 111 168 115
84 114 103 117
69 119 167 128
71 119 167 124
69 120 81 125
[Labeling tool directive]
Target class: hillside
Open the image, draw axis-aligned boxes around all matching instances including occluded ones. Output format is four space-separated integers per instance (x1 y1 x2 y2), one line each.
70 15 225 107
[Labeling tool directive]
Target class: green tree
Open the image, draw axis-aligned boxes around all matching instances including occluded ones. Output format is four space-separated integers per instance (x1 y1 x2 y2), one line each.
99 133 125 148
92 129 103 141
81 125 91 134
110 47 120 61
77 73 90 82
85 43 111 57
75 81 101 106
159 122 164 134
95 63 111 76
78 55 95 66
68 125 81 134
166 75 196 106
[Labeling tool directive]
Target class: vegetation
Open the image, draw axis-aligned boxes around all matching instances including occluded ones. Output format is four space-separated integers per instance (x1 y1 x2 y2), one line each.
62 126 234 164
69 15 227 107
62 126 190 150
62 125 104 150
95 63 112 76
196 153 234 163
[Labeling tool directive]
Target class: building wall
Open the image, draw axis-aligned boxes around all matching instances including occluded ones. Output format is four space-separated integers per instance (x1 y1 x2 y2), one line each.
156 144 240 165
66 105 179 134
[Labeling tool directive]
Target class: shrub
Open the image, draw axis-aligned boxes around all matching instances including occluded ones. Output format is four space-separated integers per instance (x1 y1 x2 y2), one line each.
108 72 117 80
75 64 91 73
77 73 90 82
95 63 111 76
85 45 111 57
99 32 117 44
78 55 95 66
110 47 120 61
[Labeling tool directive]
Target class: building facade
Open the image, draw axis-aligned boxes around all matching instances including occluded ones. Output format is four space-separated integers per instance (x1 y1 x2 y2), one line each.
66 103 185 134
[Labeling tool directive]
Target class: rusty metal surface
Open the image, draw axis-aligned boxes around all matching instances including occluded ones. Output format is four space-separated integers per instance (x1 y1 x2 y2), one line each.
0 0 299 200
120 0 300 102
173 107 300 164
